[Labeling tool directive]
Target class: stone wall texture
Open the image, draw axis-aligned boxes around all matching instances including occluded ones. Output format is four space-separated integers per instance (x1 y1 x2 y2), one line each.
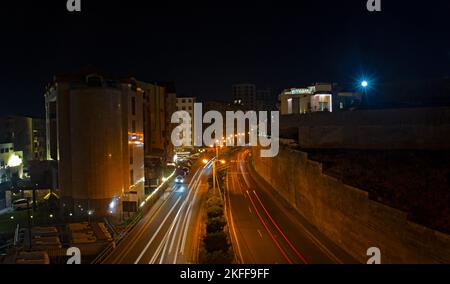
251 146 450 263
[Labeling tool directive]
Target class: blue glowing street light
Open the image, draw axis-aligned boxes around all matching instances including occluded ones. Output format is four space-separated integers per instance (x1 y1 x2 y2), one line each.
361 80 369 88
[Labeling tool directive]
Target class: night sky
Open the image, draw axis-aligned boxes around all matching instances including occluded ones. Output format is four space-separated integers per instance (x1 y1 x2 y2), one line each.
0 0 449 116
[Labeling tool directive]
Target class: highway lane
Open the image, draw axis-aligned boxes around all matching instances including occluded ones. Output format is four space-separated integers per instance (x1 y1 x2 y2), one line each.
225 157 289 264
103 160 211 264
225 149 356 264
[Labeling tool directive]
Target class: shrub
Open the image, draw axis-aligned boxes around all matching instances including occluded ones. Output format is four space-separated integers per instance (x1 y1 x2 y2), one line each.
205 250 233 264
203 231 229 253
206 216 227 234
206 196 223 208
207 206 224 219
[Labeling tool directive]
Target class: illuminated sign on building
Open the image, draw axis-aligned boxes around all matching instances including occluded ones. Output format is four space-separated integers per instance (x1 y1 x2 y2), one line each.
286 86 315 95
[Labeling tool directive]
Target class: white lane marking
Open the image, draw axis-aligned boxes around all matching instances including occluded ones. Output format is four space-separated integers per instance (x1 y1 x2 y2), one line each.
156 203 185 264
134 196 182 264
177 169 203 262
142 161 212 264
169 177 200 255
168 208 184 254
257 229 263 239
249 207 252 214
170 165 204 263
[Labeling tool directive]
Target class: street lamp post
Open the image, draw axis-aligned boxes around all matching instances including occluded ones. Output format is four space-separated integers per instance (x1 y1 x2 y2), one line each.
360 80 370 107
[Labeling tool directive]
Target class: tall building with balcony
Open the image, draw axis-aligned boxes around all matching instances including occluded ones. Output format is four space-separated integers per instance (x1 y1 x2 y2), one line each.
44 72 145 218
136 81 177 189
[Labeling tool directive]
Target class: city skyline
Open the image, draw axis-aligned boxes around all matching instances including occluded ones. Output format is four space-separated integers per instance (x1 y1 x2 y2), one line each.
1 0 450 267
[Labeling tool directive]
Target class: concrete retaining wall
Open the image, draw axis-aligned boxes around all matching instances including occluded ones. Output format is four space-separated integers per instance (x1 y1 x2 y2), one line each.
251 146 450 263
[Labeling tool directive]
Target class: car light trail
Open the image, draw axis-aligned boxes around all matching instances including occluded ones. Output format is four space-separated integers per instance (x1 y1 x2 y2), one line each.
253 190 308 264
245 190 293 264
134 196 182 264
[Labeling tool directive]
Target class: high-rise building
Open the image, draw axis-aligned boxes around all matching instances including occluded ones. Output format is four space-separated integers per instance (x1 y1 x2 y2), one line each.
44 72 145 218
136 80 177 189
176 97 195 147
232 84 257 110
256 89 273 111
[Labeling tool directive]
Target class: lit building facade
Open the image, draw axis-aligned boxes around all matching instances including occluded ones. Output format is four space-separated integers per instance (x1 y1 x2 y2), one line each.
279 83 361 115
138 81 177 189
0 116 47 171
0 143 23 184
45 72 145 218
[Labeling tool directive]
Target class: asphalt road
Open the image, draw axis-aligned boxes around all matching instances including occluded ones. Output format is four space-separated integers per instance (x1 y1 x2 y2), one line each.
103 160 211 264
225 149 357 264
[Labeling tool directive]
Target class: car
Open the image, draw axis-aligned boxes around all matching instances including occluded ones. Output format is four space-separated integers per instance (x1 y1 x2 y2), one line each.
176 168 187 177
175 175 184 184
12 199 30 211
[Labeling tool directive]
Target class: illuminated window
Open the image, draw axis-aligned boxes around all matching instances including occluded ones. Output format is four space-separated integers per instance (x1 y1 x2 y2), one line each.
287 98 293 114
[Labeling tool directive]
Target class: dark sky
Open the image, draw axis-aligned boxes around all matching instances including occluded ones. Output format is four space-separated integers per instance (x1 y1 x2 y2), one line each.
0 0 449 116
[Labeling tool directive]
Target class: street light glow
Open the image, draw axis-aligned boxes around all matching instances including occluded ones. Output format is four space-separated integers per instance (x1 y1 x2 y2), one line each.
361 80 368 88
7 154 22 168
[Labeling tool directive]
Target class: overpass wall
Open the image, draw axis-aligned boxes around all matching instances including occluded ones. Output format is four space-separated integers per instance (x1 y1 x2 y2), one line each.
251 146 450 263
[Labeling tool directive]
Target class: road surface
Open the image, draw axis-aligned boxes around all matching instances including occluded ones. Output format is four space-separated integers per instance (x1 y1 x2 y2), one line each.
103 160 211 264
224 149 356 264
